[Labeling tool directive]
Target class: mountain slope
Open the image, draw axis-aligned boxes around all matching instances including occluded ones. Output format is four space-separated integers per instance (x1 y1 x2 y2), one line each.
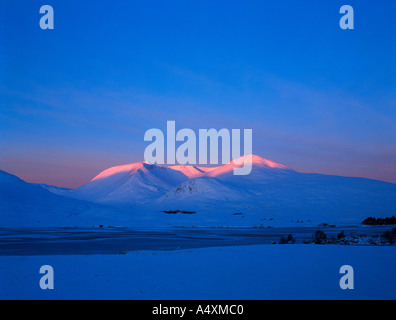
0 170 125 227
158 155 396 225
65 162 189 206
168 165 215 178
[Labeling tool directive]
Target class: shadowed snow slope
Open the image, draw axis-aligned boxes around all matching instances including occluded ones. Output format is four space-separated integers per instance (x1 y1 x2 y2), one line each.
168 165 215 178
161 176 247 202
0 170 126 227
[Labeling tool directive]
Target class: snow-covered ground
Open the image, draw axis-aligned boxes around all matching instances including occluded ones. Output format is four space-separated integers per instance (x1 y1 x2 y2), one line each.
1 245 395 300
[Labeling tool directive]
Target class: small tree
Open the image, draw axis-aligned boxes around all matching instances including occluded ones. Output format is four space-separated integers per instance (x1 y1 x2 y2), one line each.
279 234 296 244
279 236 288 244
337 231 345 240
313 230 327 244
287 234 296 244
382 228 396 244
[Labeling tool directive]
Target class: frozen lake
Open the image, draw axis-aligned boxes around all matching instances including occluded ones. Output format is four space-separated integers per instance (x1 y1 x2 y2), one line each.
0 225 391 255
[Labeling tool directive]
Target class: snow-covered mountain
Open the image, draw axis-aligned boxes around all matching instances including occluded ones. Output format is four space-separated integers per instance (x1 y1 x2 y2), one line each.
1 155 396 227
56 155 292 206
158 155 396 225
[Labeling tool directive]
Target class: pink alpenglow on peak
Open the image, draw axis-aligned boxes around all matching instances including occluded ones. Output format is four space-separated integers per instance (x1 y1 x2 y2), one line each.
206 155 288 178
143 121 253 175
90 155 287 182
232 154 288 169
64 154 292 207
90 162 146 182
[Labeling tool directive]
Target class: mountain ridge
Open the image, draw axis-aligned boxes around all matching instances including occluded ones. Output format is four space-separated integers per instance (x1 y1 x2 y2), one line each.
1 155 395 227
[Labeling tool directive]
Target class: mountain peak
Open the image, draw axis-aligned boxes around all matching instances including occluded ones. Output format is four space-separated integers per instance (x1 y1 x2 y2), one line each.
231 154 288 169
205 154 288 178
90 162 146 182
89 155 288 183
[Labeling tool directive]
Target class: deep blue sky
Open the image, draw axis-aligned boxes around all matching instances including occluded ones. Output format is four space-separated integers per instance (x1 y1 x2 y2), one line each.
0 0 395 188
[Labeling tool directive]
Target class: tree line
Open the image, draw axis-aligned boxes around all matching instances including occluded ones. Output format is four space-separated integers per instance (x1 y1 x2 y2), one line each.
362 216 396 225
